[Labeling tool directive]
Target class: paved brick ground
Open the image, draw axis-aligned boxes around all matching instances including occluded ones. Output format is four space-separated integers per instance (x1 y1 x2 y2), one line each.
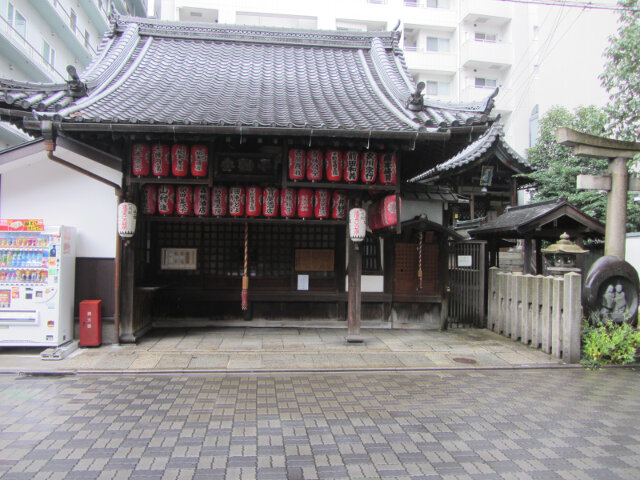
0 368 639 479
0 328 562 373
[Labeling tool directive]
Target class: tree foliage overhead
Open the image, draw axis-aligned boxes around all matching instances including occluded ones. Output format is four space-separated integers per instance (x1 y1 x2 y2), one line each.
600 0 640 141
525 105 640 231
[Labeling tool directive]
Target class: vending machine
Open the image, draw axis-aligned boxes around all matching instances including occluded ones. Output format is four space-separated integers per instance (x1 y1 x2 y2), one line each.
0 220 76 348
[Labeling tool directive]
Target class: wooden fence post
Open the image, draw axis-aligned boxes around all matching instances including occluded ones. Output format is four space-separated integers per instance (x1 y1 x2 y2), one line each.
551 277 564 358
562 272 582 363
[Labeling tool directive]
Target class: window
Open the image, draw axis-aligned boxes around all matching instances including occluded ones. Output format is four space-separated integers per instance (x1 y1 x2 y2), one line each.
70 9 77 32
84 29 90 48
42 40 55 68
8 3 26 38
362 234 382 274
426 80 450 97
475 32 497 43
475 77 497 89
426 36 450 52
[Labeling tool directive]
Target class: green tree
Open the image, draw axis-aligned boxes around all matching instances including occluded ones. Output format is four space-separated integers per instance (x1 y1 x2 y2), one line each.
600 0 640 141
525 105 640 231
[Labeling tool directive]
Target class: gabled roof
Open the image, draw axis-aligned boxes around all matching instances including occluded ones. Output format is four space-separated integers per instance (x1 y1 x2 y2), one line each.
468 197 605 240
407 123 532 183
0 16 495 139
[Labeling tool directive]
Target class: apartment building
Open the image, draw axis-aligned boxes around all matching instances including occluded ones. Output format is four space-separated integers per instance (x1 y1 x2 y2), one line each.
155 0 618 156
0 0 147 148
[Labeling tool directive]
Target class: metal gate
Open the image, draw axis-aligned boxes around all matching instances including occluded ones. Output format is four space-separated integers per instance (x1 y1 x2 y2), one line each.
447 240 487 327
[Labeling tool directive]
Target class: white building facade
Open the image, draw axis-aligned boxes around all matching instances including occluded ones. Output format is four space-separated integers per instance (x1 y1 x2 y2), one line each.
0 0 147 148
155 0 619 156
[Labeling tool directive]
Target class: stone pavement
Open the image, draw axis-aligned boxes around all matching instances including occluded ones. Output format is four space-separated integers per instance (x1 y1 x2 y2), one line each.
0 368 639 479
0 328 564 373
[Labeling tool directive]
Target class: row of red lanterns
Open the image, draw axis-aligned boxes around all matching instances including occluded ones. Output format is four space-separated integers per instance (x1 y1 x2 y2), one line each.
132 143 209 178
288 149 397 185
141 185 348 220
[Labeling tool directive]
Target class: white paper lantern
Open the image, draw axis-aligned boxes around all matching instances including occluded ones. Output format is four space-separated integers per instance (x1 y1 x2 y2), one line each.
117 202 137 238
349 207 367 242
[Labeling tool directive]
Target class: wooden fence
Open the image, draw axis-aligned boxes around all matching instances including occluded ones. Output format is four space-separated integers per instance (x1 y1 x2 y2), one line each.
487 267 582 363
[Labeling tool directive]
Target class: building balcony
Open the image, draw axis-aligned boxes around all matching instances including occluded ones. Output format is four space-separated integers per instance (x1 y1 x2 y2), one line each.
0 17 66 82
403 48 457 74
400 2 457 30
460 39 512 69
31 0 96 65
460 0 512 26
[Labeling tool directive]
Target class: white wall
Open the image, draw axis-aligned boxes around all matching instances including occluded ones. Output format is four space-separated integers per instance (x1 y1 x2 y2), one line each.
0 158 118 258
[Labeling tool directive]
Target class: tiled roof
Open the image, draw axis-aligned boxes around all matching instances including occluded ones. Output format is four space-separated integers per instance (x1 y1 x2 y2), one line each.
0 16 495 138
407 123 532 183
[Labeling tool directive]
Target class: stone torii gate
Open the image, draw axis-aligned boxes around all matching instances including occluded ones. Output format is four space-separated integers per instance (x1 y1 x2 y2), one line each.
556 127 640 260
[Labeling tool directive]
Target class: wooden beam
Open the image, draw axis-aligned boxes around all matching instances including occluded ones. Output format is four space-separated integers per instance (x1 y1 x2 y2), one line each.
573 145 637 159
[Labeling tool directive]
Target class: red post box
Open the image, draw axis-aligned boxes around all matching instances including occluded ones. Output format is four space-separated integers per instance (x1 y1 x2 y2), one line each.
79 299 102 347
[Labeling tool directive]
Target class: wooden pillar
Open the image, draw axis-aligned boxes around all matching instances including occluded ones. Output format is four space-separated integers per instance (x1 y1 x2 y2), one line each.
347 239 363 342
606 157 628 259
535 238 543 274
118 242 136 343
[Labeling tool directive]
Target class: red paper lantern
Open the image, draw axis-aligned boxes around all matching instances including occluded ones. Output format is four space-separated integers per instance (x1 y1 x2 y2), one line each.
379 195 400 229
211 185 228 217
306 150 323 182
171 144 189 177
368 202 381 231
157 184 175 215
280 188 297 218
151 144 170 177
325 150 342 182
360 151 378 184
349 208 367 242
331 191 347 220
190 145 208 177
141 184 157 215
131 143 150 177
378 153 397 185
194 185 209 217
288 149 305 181
343 150 359 183
246 186 263 217
262 187 279 217
176 185 193 216
228 186 245 217
297 188 313 219
314 189 329 219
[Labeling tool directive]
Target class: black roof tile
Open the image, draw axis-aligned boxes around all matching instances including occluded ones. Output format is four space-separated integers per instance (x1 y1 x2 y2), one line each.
0 15 496 137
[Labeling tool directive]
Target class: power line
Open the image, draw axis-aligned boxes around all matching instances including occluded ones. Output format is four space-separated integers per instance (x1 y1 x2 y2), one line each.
495 0 639 12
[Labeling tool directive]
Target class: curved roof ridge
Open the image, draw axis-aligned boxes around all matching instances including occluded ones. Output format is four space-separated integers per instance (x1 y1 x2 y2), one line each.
82 23 141 89
369 38 412 107
357 49 420 131
115 14 398 49
424 88 498 114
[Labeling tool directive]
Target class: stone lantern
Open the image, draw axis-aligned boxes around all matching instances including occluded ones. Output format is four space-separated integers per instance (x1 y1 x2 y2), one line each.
541 232 587 276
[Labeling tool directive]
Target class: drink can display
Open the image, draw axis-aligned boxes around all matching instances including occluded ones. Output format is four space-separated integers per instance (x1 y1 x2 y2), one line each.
171 144 189 177
131 143 150 177
378 153 397 185
314 189 329 219
176 185 193 216
288 149 305 181
157 184 175 215
151 143 171 177
228 186 245 217
297 188 313 219
331 191 347 220
194 185 209 217
306 150 323 182
190 145 208 177
343 150 359 183
211 185 228 217
262 187 279 217
360 151 378 184
141 184 157 215
325 150 342 182
246 186 263 217
280 188 297 218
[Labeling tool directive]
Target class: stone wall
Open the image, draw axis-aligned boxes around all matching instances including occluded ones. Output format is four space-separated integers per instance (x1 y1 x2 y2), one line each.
487 268 582 363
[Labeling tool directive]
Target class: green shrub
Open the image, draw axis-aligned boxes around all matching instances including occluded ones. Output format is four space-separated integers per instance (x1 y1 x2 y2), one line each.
581 318 640 369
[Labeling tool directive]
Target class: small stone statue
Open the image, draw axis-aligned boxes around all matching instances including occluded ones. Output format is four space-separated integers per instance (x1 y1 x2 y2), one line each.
600 284 615 319
614 283 627 316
